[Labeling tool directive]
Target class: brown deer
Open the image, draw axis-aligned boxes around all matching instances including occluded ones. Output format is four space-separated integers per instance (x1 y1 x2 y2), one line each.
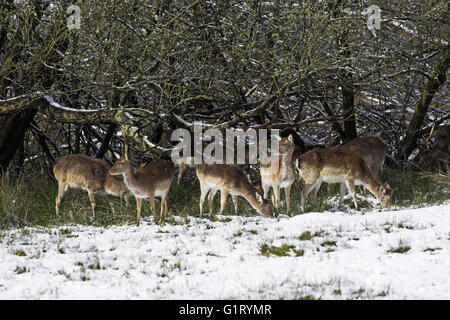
335 132 388 206
259 134 296 215
109 154 175 226
297 148 392 212
195 163 273 219
176 156 194 184
54 154 130 218
422 125 450 172
175 141 259 184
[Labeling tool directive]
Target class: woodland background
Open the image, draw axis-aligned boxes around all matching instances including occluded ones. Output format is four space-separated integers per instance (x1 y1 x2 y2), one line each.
0 0 448 226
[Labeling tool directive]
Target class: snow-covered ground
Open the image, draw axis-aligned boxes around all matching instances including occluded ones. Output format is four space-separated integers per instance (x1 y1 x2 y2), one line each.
1 202 450 299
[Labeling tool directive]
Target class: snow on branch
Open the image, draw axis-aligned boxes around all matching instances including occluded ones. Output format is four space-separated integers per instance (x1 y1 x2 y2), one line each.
0 94 158 126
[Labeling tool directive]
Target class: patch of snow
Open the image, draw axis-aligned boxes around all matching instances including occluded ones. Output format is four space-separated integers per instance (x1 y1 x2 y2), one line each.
1 203 450 299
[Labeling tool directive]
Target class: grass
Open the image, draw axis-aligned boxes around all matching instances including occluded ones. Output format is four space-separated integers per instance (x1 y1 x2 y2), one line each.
260 243 305 257
15 249 27 256
0 175 32 228
299 167 449 213
0 177 143 229
296 294 320 300
0 166 448 230
321 240 337 247
424 247 441 253
299 230 326 241
233 231 243 237
384 221 416 233
87 261 105 270
15 266 29 274
387 240 411 254
387 246 410 254
380 168 449 208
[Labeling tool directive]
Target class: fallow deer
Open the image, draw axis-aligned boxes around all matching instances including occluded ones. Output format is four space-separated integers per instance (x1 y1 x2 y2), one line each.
335 132 388 206
422 125 450 172
109 155 175 226
259 134 296 215
297 148 392 212
54 154 130 218
195 163 273 219
175 141 259 184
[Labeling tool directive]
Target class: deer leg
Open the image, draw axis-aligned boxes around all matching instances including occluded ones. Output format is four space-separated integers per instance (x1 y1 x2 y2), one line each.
345 180 359 210
285 184 292 215
124 195 130 207
219 189 229 216
262 184 270 200
301 183 317 212
165 197 170 219
310 181 322 210
87 189 97 218
339 183 348 207
149 194 156 223
272 185 281 214
199 186 209 219
208 189 217 216
55 183 67 216
135 197 142 226
159 195 166 224
231 195 239 215
177 163 186 184
108 198 115 215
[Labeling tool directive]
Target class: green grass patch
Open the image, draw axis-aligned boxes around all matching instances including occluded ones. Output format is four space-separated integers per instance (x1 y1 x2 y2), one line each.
260 243 304 257
15 249 27 257
0 166 447 229
387 247 410 254
380 168 449 208
321 240 337 247
387 240 411 254
296 294 320 300
424 247 441 253
299 230 326 241
87 261 104 270
15 266 29 274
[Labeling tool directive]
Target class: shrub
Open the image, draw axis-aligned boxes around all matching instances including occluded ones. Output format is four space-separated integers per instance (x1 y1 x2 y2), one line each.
0 175 32 229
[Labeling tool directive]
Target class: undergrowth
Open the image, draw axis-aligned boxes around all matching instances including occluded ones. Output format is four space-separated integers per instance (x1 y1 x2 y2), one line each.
0 167 448 229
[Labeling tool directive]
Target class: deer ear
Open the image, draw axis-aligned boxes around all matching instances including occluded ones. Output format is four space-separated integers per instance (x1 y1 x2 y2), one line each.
288 134 294 143
255 193 263 203
379 185 386 194
123 141 130 161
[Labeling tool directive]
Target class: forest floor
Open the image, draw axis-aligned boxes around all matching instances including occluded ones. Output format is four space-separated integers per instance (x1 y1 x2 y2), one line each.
1 198 450 299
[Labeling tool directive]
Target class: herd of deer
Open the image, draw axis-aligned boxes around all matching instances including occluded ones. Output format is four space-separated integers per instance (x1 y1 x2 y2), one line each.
53 132 393 226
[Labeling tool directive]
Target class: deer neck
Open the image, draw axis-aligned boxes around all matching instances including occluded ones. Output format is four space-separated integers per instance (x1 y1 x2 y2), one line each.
280 149 294 176
242 191 265 215
120 164 141 195
361 174 386 204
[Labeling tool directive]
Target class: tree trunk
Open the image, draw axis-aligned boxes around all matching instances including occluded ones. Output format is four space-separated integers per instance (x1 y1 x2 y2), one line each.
96 124 117 159
399 45 450 160
322 100 345 141
0 110 37 174
342 85 357 143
